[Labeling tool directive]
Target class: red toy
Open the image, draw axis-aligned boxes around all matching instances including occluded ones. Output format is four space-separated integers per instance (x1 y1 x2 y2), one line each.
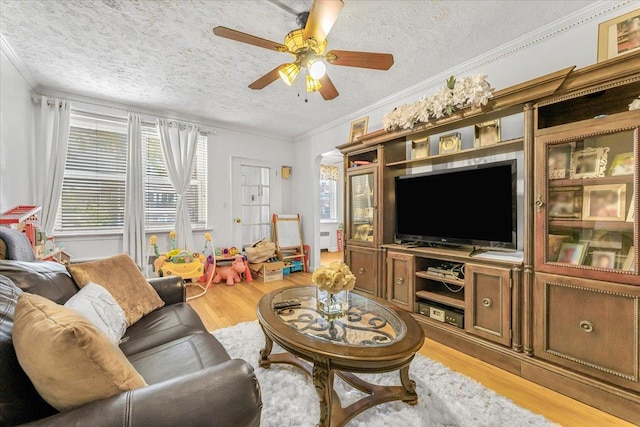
212 255 246 286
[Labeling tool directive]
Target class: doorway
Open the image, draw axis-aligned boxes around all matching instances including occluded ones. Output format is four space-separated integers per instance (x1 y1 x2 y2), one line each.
319 150 344 265
232 158 275 250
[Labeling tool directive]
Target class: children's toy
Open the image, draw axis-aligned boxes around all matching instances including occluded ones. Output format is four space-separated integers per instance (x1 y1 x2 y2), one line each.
212 255 246 286
154 249 205 281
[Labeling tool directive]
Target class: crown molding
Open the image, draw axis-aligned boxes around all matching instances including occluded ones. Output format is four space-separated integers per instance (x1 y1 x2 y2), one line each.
32 87 292 143
293 0 635 142
0 33 37 88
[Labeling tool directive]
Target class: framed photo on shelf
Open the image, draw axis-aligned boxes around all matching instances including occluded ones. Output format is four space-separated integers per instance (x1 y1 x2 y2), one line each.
622 246 636 271
597 8 640 62
570 147 609 179
590 250 617 269
587 230 623 249
548 142 575 179
474 119 500 147
609 152 634 176
628 196 635 222
349 116 368 142
582 184 626 221
438 132 462 154
548 234 572 262
548 188 582 219
411 136 430 159
556 242 588 265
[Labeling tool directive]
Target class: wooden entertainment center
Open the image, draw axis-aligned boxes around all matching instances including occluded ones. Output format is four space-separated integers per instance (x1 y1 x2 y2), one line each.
337 52 640 424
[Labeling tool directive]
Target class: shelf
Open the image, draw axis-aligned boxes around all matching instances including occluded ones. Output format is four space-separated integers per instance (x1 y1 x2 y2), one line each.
416 271 465 287
549 220 634 231
548 175 633 188
416 289 465 310
386 138 524 168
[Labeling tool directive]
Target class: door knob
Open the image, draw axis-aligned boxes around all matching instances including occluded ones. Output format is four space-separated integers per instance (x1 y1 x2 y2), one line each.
235 218 241 223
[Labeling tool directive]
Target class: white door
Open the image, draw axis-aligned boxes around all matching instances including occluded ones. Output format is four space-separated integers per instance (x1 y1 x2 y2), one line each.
232 158 274 250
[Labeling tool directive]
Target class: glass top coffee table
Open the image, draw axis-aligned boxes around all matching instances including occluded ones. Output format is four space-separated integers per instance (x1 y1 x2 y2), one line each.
256 286 425 427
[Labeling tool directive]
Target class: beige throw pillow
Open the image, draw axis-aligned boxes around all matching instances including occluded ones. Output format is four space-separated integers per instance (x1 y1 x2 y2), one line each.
67 253 164 326
13 293 147 412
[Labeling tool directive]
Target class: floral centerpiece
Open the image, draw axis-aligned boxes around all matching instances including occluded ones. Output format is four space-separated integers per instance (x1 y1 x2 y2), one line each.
312 261 356 317
382 74 495 131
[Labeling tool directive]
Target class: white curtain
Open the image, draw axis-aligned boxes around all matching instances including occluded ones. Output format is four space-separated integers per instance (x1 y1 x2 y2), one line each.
156 119 199 251
123 113 146 269
36 97 71 235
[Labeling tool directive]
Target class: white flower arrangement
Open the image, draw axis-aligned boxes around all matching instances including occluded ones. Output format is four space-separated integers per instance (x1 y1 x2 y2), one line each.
312 261 356 293
382 75 495 131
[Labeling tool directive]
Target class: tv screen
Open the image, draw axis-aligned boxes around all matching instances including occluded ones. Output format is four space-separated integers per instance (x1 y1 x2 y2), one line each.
395 160 517 249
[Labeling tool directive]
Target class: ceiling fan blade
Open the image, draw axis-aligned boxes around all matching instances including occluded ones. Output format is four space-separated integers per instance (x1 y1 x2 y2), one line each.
326 50 394 70
318 74 339 100
249 64 285 90
213 26 286 52
303 0 344 45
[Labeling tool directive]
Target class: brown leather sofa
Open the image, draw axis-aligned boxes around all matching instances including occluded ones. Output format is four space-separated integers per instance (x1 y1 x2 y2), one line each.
0 259 262 427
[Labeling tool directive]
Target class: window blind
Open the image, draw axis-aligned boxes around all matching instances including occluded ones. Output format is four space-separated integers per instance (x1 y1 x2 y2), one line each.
55 112 208 234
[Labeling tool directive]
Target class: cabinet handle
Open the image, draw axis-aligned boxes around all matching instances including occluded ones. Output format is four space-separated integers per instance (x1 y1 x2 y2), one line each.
396 277 405 285
535 194 544 213
482 298 492 307
580 320 594 333
358 267 365 274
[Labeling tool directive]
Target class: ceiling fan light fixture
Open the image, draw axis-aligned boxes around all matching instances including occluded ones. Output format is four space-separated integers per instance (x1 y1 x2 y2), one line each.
308 60 326 79
306 75 322 93
278 63 300 86
284 29 306 53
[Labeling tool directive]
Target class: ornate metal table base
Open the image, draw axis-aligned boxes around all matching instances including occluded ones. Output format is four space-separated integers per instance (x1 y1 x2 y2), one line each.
259 328 418 427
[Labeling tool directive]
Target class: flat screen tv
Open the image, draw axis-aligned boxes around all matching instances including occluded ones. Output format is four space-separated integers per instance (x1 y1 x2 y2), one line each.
395 159 517 250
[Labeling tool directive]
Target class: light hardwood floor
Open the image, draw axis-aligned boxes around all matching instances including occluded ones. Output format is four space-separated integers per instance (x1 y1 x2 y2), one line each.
186 258 632 427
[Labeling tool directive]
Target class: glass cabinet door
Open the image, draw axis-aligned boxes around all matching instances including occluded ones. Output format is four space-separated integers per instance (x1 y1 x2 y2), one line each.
540 127 637 277
347 168 377 246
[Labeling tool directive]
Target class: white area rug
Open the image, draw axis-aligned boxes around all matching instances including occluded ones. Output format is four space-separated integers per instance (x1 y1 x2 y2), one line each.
213 321 557 427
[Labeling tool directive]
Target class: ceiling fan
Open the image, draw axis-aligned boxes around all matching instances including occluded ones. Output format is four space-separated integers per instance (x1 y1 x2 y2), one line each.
212 0 394 101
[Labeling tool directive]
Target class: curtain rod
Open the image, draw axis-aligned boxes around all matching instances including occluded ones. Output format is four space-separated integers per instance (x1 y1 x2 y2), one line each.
31 91 214 135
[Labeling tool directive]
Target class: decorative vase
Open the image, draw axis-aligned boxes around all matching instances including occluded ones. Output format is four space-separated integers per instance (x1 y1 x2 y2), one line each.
316 288 349 317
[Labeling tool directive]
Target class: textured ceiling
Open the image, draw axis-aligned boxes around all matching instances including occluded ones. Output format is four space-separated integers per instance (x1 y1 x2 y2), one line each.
0 0 596 139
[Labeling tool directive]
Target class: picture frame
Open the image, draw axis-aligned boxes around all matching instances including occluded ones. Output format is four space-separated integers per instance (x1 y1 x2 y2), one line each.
349 117 369 142
474 119 501 147
587 230 623 249
556 242 588 265
608 151 634 176
582 183 626 221
597 8 640 62
570 147 609 179
622 246 636 271
590 250 617 270
548 142 575 179
411 136 430 159
548 234 572 262
627 196 635 222
548 187 582 219
438 132 462 155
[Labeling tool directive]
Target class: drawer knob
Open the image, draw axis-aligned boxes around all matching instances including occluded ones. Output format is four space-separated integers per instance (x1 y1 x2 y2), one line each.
580 320 594 333
482 298 492 307
396 277 405 285
358 267 365 274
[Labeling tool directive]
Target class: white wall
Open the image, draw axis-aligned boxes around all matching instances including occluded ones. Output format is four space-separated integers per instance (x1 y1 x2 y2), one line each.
293 1 639 270
0 49 35 212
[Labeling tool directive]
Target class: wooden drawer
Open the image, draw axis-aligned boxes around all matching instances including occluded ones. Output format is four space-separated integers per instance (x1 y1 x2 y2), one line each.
346 246 378 296
386 251 414 311
534 272 640 391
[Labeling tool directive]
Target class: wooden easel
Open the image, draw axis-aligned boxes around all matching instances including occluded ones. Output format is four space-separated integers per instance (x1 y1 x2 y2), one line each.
271 213 308 272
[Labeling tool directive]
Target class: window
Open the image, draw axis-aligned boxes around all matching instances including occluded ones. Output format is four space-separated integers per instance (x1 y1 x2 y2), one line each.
320 164 339 221
142 126 208 230
56 112 207 234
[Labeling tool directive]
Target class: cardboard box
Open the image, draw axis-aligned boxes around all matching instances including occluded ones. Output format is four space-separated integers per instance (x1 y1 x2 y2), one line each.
249 261 285 282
